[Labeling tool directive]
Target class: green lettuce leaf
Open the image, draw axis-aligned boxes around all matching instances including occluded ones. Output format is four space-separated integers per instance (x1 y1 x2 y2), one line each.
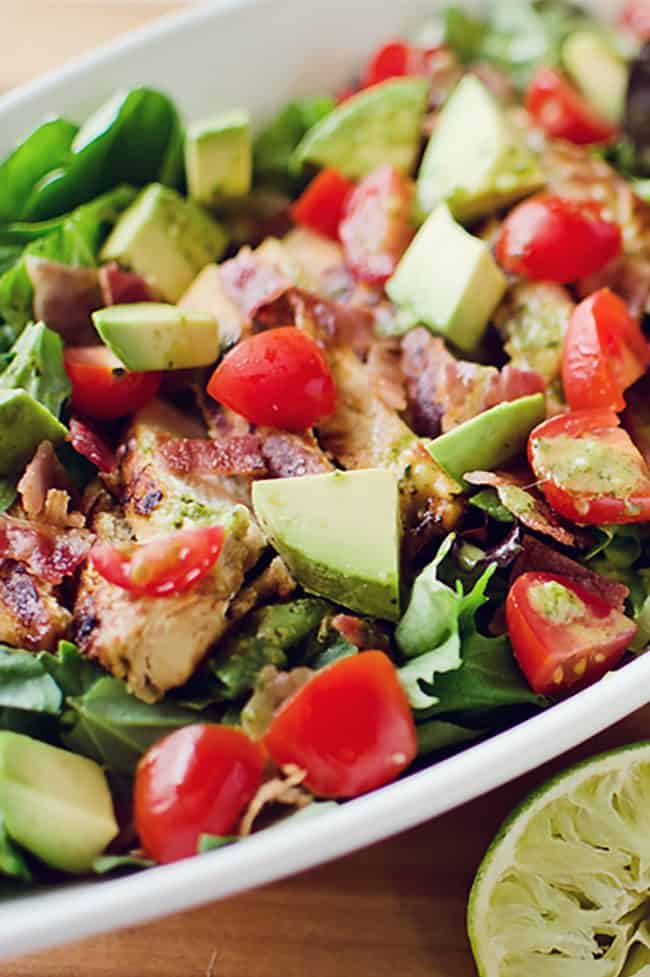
0 321 70 418
0 813 31 882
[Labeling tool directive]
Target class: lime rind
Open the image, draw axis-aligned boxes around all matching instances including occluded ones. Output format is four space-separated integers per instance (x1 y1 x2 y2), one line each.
468 741 650 977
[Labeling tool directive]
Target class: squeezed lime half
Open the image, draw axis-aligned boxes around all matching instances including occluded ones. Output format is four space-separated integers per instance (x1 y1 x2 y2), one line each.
468 742 650 977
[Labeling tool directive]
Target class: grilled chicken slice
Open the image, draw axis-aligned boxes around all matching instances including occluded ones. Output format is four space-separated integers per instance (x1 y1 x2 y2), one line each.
73 400 265 702
0 560 71 651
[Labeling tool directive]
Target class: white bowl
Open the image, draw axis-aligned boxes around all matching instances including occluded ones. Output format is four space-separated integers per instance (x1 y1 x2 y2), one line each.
0 0 640 960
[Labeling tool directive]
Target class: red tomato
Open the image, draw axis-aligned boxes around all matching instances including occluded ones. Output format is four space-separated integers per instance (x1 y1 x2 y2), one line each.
264 651 417 799
506 572 636 695
135 725 264 863
290 169 354 241
528 409 650 524
339 165 415 284
495 194 622 284
362 41 411 87
620 0 650 39
525 67 618 145
67 417 116 473
91 526 225 597
207 328 336 432
563 289 650 412
64 346 162 421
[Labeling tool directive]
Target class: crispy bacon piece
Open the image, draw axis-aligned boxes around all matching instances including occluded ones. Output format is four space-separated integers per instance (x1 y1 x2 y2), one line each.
26 256 101 345
331 614 389 651
366 339 407 412
239 764 312 837
401 328 545 436
17 442 72 521
257 287 376 358
68 418 116 474
511 535 629 611
160 436 268 478
465 470 576 547
99 262 155 305
258 429 332 478
219 247 291 319
0 515 93 585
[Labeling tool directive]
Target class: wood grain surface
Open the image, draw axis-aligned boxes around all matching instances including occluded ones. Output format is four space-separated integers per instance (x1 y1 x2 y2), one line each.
3 5 650 976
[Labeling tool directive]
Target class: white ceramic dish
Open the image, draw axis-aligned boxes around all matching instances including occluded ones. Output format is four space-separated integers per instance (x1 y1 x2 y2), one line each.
0 0 642 961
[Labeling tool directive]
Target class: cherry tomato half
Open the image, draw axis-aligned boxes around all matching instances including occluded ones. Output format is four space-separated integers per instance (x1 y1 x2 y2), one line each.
264 651 417 799
562 288 650 413
135 725 264 863
339 165 415 285
496 194 622 284
528 409 650 525
290 168 354 241
91 526 225 598
360 40 441 88
64 346 162 421
525 67 618 145
207 328 336 433
506 572 636 695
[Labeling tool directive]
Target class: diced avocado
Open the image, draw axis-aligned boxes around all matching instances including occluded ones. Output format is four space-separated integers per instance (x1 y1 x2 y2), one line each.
292 78 430 178
93 303 220 371
252 469 401 621
416 75 544 222
563 31 627 124
185 109 252 205
0 389 66 477
100 183 228 302
386 204 507 354
425 394 546 483
0 732 117 873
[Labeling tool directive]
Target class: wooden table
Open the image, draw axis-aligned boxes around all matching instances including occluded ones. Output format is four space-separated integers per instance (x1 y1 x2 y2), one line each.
3 5 650 975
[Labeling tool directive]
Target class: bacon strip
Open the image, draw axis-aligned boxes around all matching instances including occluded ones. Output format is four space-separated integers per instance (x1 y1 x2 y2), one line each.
0 515 93 585
259 430 332 478
18 442 71 520
68 418 116 474
219 248 291 319
160 436 268 478
99 262 154 305
465 470 576 547
26 256 101 345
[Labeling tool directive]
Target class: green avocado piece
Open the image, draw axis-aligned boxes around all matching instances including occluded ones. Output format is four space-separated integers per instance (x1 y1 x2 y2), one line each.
0 388 66 478
0 732 117 873
93 302 220 371
100 183 228 302
417 75 544 222
292 78 429 178
252 468 401 621
425 393 546 483
386 204 507 354
185 109 252 204
562 31 627 124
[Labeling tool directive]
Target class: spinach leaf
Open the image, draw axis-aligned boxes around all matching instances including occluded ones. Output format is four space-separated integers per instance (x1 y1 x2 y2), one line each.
0 814 31 882
416 720 482 756
93 854 154 874
210 598 331 700
197 835 238 853
440 6 486 64
254 96 335 190
470 488 515 524
38 641 104 699
0 119 78 223
0 321 70 417
21 89 183 221
62 677 199 775
0 185 135 334
0 647 61 715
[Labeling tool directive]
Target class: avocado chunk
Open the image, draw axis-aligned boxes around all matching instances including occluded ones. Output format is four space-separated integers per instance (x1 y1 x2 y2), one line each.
416 75 544 222
100 183 228 302
425 394 546 483
292 78 429 178
93 302 221 371
0 732 117 873
185 109 252 205
0 388 66 477
252 468 401 621
386 204 507 354
563 31 627 124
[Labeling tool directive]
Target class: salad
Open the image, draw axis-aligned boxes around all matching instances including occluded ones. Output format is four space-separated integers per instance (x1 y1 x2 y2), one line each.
0 0 649 883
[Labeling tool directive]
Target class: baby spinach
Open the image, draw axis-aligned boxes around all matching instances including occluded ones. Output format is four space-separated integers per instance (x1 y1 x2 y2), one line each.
416 720 481 756
0 119 78 223
254 95 335 190
92 854 154 874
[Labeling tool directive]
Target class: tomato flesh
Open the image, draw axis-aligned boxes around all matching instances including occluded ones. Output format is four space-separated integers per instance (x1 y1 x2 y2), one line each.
64 346 162 421
264 651 417 799
135 725 264 863
525 67 618 145
207 327 336 433
290 168 354 241
496 194 622 284
528 409 650 525
339 165 414 285
507 572 636 695
563 289 650 412
91 526 225 598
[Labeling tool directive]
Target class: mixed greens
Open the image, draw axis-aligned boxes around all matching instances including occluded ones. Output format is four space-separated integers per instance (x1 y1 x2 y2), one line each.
0 0 649 885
